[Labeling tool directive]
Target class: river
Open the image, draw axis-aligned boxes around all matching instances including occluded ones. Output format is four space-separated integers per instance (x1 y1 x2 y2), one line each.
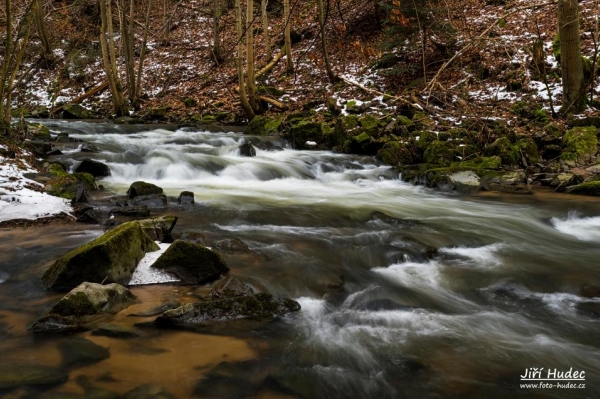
0 121 599 398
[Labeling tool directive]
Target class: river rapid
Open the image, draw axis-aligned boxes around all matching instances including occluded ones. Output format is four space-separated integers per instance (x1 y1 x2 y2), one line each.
1 121 599 398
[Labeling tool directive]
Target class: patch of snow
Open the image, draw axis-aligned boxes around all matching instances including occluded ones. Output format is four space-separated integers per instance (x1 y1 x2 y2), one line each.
129 243 180 285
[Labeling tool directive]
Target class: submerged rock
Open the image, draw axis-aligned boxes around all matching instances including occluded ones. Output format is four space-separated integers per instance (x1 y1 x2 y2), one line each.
0 364 67 390
31 282 136 333
151 240 229 284
210 276 254 300
131 194 168 208
122 384 176 399
213 238 250 254
58 337 110 368
127 181 164 198
239 143 256 157
155 293 300 326
42 221 159 291
91 323 141 338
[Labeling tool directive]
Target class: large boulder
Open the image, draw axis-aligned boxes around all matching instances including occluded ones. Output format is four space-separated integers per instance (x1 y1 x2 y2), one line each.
151 240 229 284
127 181 164 198
155 293 300 326
74 158 111 177
42 221 160 291
31 282 136 333
63 104 95 119
561 126 598 165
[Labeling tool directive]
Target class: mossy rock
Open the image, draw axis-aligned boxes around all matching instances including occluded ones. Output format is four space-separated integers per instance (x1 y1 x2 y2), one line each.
411 131 438 151
127 181 163 198
63 104 95 119
485 137 520 166
349 132 383 155
450 156 502 170
151 240 229 285
342 114 359 131
146 108 168 118
397 115 413 127
42 222 159 291
424 140 458 166
288 120 323 149
565 181 600 196
182 98 197 108
561 126 598 164
326 98 341 115
138 215 178 242
46 168 96 202
248 116 282 136
376 142 415 166
568 115 600 129
155 293 300 326
412 112 435 129
32 282 136 332
515 137 539 165
201 115 217 124
28 123 51 141
543 122 562 137
264 118 282 135
358 114 380 137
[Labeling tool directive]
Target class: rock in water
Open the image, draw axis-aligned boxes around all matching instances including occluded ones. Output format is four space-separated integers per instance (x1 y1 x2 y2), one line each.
74 158 111 177
239 143 256 157
210 276 254 299
155 293 300 326
42 221 160 291
138 215 178 242
31 282 136 333
127 181 164 198
0 364 67 390
130 194 168 208
177 191 195 205
150 240 229 285
213 238 250 254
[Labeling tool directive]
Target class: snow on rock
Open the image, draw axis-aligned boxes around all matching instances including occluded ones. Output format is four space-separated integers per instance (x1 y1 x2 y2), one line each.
0 155 72 223
129 242 180 285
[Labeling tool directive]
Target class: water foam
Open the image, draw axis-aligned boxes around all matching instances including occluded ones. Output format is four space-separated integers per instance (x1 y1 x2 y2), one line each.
439 243 505 267
551 213 600 242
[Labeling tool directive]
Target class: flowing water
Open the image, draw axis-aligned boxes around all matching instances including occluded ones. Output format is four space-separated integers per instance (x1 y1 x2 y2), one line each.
1 121 600 398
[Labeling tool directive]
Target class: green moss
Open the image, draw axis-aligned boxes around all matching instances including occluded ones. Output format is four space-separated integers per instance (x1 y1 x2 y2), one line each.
485 137 520 165
561 126 598 163
353 132 370 145
182 98 197 107
397 115 413 126
342 115 359 130
376 142 414 166
358 114 379 136
515 137 539 164
566 181 600 195
553 33 561 63
52 292 95 316
451 156 502 170
42 221 159 291
424 140 457 166
288 120 323 149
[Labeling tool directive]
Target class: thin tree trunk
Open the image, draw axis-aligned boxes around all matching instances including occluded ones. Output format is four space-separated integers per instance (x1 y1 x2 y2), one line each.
261 0 271 60
212 0 222 62
121 0 136 106
99 0 128 116
558 0 585 113
34 0 53 61
317 0 337 83
135 0 152 107
283 0 293 72
236 0 254 119
246 0 258 110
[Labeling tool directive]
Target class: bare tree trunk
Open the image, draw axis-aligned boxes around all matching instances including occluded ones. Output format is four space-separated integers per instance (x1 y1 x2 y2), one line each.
261 0 271 60
317 0 337 83
34 0 53 62
558 0 585 113
99 0 128 116
246 0 258 110
135 0 152 107
120 0 136 106
212 0 222 62
283 0 293 72
236 0 254 119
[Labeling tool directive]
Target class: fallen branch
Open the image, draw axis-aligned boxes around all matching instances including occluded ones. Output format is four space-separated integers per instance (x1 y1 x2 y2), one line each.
259 95 287 110
339 75 426 111
255 47 286 79
52 81 109 114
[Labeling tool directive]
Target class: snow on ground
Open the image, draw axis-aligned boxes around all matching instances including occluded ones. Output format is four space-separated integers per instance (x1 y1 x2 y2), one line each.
129 242 179 285
0 153 72 223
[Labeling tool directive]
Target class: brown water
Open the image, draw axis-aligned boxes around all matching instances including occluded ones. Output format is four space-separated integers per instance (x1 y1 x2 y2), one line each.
1 121 600 398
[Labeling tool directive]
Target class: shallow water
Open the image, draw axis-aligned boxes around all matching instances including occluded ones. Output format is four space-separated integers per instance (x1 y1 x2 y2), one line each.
1 121 599 398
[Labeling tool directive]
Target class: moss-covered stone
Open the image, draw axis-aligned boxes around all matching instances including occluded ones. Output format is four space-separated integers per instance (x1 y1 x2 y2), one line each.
412 112 435 129
411 131 438 151
450 156 502 170
561 126 598 164
32 283 136 332
288 120 323 149
46 166 96 201
543 122 562 137
210 276 253 300
485 137 520 166
515 137 539 165
155 293 300 326
127 181 163 198
565 181 600 195
63 104 94 119
397 115 413 127
28 123 51 141
424 140 457 166
182 97 197 108
151 239 229 285
358 114 380 136
376 142 415 166
138 215 178 242
42 222 159 291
